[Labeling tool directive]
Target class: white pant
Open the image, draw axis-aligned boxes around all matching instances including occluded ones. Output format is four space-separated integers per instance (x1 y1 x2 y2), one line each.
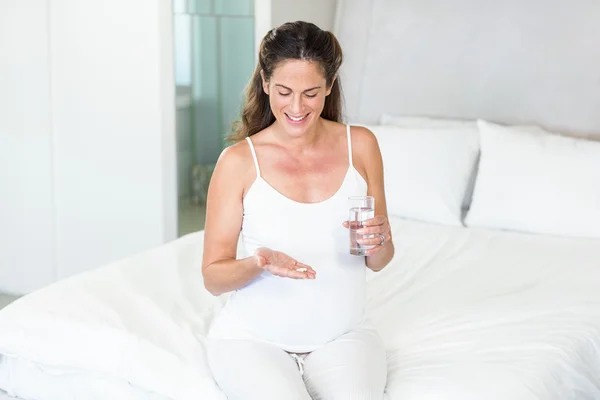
207 325 387 400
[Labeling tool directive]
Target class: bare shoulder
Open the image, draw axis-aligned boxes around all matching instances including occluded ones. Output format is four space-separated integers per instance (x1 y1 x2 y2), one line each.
349 125 383 182
212 139 256 194
217 139 252 167
350 125 382 161
350 125 379 151
320 119 349 139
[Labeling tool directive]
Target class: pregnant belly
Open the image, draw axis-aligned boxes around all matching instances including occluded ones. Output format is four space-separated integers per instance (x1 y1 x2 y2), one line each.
231 269 365 350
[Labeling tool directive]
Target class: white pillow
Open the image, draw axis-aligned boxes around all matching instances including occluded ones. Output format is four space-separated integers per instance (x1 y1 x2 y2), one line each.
380 113 476 128
378 114 479 210
465 120 600 238
367 125 479 226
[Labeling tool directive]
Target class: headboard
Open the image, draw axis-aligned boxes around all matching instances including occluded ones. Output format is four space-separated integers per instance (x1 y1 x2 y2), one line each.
334 0 600 138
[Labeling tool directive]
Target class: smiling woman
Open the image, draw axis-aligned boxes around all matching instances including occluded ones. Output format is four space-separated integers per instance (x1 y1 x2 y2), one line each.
201 21 394 400
264 61 333 133
228 20 343 141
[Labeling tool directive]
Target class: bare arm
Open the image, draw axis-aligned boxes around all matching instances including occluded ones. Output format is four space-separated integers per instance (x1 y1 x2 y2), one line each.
353 126 395 272
201 141 317 296
201 143 262 296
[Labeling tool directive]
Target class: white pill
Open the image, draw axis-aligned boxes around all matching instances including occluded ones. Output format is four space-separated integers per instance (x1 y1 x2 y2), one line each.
296 268 308 272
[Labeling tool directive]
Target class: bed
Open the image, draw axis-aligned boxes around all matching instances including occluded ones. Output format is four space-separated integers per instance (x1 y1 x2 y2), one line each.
1 216 599 399
2 0 600 398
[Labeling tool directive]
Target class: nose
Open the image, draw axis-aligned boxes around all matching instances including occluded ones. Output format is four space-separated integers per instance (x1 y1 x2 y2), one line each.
290 93 303 114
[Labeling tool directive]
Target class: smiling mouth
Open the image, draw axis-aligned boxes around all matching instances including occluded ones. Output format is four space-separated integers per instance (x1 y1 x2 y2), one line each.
285 113 310 122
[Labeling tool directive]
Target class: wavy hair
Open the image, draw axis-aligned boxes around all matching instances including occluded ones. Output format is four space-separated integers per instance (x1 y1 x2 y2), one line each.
228 21 344 142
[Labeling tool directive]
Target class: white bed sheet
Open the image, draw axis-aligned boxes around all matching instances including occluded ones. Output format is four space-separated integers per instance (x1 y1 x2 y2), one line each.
0 217 599 399
0 231 227 400
0 354 167 400
369 219 600 400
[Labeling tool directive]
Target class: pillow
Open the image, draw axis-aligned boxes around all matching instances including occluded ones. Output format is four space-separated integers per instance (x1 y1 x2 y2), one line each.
0 231 228 400
465 120 600 238
378 115 479 211
379 113 476 128
366 125 479 226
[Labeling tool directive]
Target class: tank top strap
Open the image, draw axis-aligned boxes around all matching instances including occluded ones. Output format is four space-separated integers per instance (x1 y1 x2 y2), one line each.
245 137 261 178
346 124 353 167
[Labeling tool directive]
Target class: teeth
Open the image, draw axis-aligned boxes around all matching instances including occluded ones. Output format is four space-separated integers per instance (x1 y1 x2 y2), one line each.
287 113 308 122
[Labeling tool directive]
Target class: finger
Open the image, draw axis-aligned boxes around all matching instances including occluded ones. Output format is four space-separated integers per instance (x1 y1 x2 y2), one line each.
342 221 349 229
285 258 313 271
361 216 387 227
293 265 317 279
266 264 300 278
357 237 385 246
291 269 315 279
293 261 314 272
348 220 363 229
274 266 314 279
358 231 392 246
357 225 390 235
296 269 316 279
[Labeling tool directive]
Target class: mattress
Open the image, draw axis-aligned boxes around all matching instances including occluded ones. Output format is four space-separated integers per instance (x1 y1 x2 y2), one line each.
0 217 599 399
367 218 600 400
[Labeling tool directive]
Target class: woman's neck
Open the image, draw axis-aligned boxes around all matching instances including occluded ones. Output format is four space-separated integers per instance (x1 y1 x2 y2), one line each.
270 118 327 152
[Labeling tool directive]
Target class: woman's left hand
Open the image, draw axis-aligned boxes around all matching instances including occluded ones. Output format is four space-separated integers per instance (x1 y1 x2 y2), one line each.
343 215 392 256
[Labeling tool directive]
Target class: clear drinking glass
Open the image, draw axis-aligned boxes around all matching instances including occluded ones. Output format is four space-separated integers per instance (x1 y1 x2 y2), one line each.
349 196 375 255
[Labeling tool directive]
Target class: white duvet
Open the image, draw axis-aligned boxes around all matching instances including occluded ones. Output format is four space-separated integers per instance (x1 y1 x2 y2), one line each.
1 217 599 399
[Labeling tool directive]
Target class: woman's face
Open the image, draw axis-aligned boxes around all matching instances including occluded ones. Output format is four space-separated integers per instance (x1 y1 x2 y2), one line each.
263 59 333 137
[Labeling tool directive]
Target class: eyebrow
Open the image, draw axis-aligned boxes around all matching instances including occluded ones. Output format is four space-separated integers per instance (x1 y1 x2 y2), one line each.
275 84 321 92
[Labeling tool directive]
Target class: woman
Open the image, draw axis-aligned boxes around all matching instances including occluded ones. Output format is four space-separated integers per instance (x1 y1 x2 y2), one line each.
202 21 394 400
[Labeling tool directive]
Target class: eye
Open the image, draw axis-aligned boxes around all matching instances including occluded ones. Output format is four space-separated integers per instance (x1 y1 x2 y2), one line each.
304 93 317 98
278 92 291 97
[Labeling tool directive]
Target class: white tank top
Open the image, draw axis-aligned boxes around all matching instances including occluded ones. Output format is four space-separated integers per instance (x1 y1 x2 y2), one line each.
208 125 368 352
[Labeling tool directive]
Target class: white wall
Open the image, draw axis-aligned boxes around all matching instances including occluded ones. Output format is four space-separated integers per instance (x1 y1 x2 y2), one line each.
0 0 177 295
271 0 337 32
0 0 56 294
254 0 338 63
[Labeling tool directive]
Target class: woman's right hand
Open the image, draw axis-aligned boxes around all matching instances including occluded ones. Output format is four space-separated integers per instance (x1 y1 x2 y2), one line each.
254 248 316 279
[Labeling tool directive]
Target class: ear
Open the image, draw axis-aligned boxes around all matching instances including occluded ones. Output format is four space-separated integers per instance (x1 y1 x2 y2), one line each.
325 75 337 96
260 70 269 95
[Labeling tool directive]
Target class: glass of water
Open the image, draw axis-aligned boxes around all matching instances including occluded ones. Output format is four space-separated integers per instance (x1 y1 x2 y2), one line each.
348 196 375 256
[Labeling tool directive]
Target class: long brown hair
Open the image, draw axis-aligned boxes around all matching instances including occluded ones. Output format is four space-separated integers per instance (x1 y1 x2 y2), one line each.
228 21 344 142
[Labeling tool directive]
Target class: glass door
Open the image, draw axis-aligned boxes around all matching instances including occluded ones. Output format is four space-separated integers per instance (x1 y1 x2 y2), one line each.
173 0 256 236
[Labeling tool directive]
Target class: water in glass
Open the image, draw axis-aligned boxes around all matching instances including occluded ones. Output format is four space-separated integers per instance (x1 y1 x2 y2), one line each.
349 205 375 255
